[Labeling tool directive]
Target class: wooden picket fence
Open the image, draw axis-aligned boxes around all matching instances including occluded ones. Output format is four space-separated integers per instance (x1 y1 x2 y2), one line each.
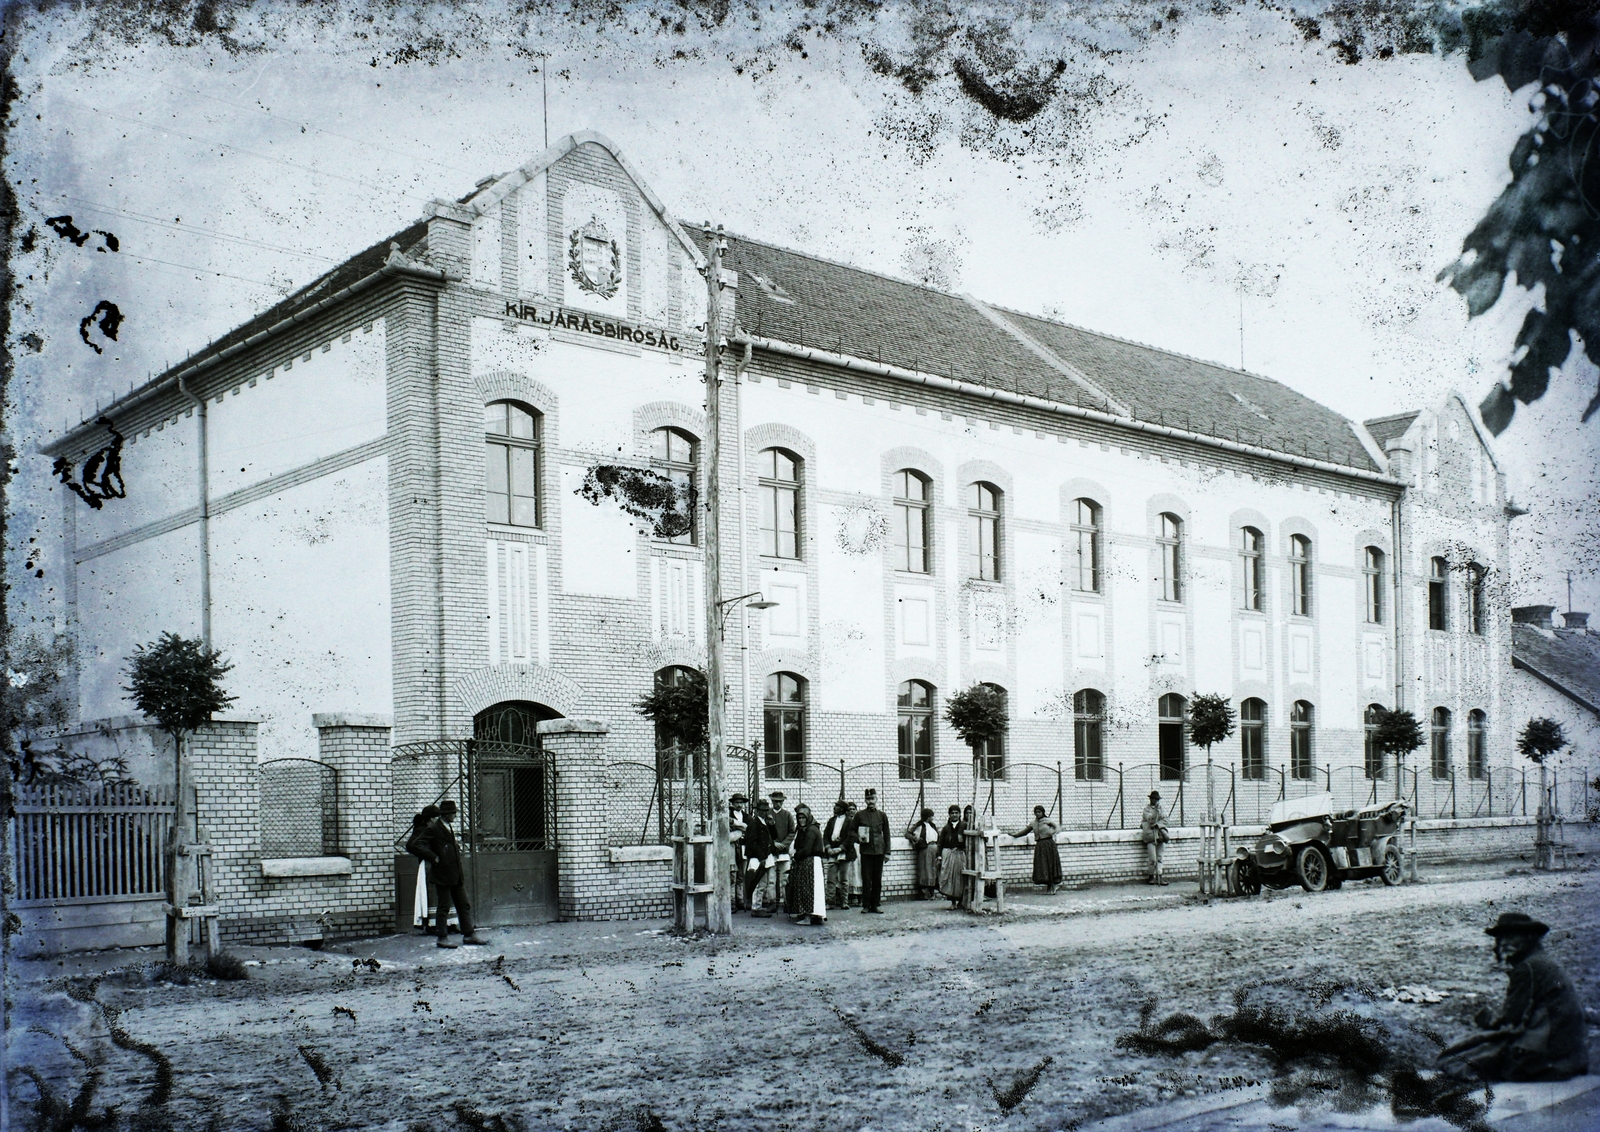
11 782 174 904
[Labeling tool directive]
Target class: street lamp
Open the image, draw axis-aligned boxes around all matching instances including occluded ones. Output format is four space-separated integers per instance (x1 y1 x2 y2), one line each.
715 591 776 637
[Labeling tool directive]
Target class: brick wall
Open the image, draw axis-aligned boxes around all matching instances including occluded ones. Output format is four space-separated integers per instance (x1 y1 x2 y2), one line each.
190 716 395 946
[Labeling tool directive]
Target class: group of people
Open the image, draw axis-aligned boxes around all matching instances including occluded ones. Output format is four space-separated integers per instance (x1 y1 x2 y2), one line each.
730 791 1071 922
405 799 489 948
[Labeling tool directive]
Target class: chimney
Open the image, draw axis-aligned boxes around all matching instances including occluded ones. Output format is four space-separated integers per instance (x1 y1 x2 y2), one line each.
1512 605 1556 629
1561 611 1589 632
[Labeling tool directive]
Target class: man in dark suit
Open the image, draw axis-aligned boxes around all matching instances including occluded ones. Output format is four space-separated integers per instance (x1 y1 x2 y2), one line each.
768 791 795 906
742 798 778 916
411 800 488 948
853 788 891 913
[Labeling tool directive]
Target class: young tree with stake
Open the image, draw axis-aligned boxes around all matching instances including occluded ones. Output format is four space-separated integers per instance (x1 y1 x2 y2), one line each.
1518 717 1567 870
1186 693 1235 894
945 684 1009 816
124 633 234 963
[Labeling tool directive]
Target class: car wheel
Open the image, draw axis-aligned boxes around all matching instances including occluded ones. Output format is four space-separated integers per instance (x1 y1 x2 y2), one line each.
1236 858 1262 897
1296 845 1330 892
1380 844 1403 886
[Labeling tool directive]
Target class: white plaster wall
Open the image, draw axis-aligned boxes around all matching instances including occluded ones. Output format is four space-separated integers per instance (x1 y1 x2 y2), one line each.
209 458 392 761
75 526 203 720
75 413 200 544
1507 667 1600 794
207 323 387 498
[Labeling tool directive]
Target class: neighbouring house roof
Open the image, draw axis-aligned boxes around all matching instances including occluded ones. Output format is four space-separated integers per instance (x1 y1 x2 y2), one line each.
1363 411 1421 448
711 228 1381 473
1512 624 1600 718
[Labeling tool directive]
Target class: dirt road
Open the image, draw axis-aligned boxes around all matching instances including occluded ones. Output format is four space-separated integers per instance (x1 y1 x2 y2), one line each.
10 864 1596 1131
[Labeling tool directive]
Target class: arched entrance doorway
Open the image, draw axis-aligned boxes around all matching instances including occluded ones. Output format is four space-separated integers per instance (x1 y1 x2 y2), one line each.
469 700 563 925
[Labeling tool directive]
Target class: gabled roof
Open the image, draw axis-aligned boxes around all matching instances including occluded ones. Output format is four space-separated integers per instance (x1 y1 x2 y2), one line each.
708 228 1380 473
1513 624 1600 718
1364 411 1421 448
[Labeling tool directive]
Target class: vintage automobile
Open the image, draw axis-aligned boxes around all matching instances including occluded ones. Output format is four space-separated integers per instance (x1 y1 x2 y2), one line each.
1227 793 1406 895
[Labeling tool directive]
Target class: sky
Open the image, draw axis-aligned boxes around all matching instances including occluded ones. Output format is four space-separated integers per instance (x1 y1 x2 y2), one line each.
5 0 1598 638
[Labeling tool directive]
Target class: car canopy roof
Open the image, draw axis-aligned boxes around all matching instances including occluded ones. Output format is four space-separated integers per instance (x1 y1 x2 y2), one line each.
1266 793 1336 828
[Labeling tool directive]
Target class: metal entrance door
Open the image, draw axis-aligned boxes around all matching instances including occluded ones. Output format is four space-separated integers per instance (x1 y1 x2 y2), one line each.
468 702 560 925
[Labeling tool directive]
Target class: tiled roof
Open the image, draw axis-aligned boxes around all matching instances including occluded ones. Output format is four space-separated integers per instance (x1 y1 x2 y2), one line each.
1364 412 1421 448
1513 624 1600 716
707 228 1380 473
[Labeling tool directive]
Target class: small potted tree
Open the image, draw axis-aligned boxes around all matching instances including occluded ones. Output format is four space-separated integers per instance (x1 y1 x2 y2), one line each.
1517 717 1567 869
1186 693 1235 894
123 632 235 964
1370 708 1424 882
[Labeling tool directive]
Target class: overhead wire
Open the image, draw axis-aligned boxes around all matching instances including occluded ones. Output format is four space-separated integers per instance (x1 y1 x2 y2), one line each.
56 196 339 263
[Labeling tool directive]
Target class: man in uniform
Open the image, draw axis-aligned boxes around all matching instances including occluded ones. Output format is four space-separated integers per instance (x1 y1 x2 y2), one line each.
853 788 891 913
1437 911 1589 1082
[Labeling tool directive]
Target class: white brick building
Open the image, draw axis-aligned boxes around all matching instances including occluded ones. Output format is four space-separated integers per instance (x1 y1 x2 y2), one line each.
43 132 1514 931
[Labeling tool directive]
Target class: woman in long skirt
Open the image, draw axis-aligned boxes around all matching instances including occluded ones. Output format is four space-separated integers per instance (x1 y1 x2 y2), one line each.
786 804 827 924
905 808 942 899
937 805 966 908
843 802 863 907
1009 805 1062 894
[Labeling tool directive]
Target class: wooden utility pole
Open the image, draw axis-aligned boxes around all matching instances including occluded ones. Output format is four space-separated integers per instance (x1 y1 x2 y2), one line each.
702 225 734 935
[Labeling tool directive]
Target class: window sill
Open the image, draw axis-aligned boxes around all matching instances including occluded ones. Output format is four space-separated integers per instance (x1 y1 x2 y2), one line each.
758 555 804 566
894 569 936 580
1070 588 1105 600
651 542 703 557
609 845 674 864
261 857 352 878
487 523 548 541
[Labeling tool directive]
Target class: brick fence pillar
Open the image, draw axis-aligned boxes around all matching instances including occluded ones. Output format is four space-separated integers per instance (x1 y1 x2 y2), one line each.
314 713 395 939
187 719 261 941
539 717 610 921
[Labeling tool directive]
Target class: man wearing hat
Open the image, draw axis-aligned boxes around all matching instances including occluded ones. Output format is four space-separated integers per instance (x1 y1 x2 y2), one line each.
411 800 488 948
742 797 779 916
1138 791 1169 885
853 788 891 912
728 793 749 912
1437 912 1589 1082
768 791 795 907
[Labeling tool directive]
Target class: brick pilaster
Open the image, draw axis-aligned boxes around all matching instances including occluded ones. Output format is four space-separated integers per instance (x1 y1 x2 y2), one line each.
540 718 611 920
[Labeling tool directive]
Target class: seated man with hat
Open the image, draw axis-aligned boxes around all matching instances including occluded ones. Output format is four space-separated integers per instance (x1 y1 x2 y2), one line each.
1437 911 1589 1083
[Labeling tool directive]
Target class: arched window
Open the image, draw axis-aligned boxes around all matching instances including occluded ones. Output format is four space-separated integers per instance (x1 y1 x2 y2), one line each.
1290 535 1313 616
897 680 935 780
1240 698 1266 780
1158 693 1187 780
763 672 806 779
1073 689 1105 781
650 427 698 545
1158 513 1183 602
1290 701 1314 780
1431 706 1452 779
975 683 1008 780
1429 556 1449 630
1467 563 1487 635
485 400 542 527
759 448 802 559
1071 499 1102 593
1240 527 1264 611
1467 710 1487 780
1363 547 1385 624
893 471 932 573
969 483 1002 581
1364 703 1387 780
655 666 705 780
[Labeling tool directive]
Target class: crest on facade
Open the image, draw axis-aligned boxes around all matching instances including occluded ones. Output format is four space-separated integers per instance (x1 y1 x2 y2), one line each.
567 217 622 299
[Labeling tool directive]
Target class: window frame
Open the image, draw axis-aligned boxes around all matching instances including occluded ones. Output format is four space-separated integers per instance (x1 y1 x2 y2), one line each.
1467 710 1487 780
762 671 807 780
1428 557 1449 631
1430 706 1452 779
758 448 802 560
1073 688 1105 781
1289 700 1314 780
893 470 932 574
1158 513 1183 602
1364 703 1387 780
896 679 936 780
973 682 1008 780
1467 562 1487 635
484 400 542 529
649 426 699 546
968 483 1002 582
1363 546 1385 624
1290 535 1313 616
1240 698 1267 780
1240 527 1264 611
1158 693 1187 780
1071 499 1102 593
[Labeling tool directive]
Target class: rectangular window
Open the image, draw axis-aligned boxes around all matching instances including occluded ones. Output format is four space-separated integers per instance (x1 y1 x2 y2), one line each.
1073 689 1104 781
1364 705 1387 780
1159 514 1182 602
1071 499 1101 593
1363 547 1385 624
1290 702 1313 780
1429 557 1448 630
896 680 934 780
1468 564 1486 635
1240 528 1263 611
759 449 800 559
763 672 806 779
1290 536 1312 616
486 401 541 528
1240 699 1266 780
894 471 931 573
969 483 1001 581
1431 708 1451 779
1467 711 1486 780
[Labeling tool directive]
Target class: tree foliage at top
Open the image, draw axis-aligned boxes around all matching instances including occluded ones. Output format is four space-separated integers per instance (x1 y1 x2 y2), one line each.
1516 716 1568 762
1438 4 1600 432
636 671 709 750
944 684 1009 749
1372 708 1426 758
1186 693 1236 752
2 632 125 786
122 633 235 745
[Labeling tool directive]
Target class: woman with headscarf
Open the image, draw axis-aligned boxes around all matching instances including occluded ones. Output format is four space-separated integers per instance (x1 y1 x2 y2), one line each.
842 801 862 907
937 804 967 908
1139 790 1169 885
905 807 942 899
786 803 827 925
1009 804 1062 894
